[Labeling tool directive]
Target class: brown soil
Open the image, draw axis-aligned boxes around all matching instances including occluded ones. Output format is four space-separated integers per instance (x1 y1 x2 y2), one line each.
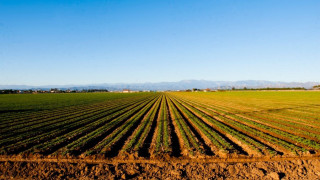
1 157 320 179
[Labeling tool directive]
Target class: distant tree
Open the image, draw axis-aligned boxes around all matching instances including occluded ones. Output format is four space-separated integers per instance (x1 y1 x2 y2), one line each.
313 85 320 89
232 87 235 90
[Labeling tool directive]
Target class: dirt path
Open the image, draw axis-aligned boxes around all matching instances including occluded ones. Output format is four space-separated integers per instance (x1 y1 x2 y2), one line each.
1 155 320 164
1 156 320 179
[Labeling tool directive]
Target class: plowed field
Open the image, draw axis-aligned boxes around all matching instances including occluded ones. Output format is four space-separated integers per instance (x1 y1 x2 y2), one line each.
1 91 320 179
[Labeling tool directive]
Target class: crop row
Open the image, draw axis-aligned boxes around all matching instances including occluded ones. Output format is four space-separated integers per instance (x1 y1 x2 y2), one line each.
1 92 320 159
169 92 320 155
0 94 157 155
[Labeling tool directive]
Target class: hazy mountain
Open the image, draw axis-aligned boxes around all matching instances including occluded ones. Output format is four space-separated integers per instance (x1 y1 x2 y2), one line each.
1 80 319 91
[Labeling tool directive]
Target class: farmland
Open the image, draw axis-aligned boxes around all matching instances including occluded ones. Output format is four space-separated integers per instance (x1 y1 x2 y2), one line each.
1 91 320 179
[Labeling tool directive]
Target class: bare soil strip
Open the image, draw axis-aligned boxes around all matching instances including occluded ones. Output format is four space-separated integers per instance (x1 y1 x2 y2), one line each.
1 155 320 164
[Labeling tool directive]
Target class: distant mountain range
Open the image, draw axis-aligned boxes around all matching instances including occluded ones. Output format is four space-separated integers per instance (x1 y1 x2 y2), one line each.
1 80 319 91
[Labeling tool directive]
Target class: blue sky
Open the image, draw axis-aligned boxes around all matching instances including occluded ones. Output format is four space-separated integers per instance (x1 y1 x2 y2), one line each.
0 0 319 85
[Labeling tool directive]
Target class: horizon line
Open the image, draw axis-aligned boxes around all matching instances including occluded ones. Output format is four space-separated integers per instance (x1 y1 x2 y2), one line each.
1 79 319 87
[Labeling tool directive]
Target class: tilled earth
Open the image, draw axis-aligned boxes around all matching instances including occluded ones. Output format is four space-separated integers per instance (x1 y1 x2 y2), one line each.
1 159 320 179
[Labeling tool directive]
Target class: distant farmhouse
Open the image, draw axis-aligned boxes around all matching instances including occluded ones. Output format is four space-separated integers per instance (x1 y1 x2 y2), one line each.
122 89 130 93
50 88 60 93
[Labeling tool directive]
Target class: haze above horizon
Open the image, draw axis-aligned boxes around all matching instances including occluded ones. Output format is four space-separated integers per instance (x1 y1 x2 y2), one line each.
0 0 319 86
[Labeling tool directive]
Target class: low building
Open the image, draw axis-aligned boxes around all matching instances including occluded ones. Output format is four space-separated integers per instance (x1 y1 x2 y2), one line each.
123 89 130 93
50 88 60 93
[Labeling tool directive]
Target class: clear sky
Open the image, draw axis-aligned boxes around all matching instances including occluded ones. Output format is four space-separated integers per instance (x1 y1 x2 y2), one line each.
0 0 319 85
